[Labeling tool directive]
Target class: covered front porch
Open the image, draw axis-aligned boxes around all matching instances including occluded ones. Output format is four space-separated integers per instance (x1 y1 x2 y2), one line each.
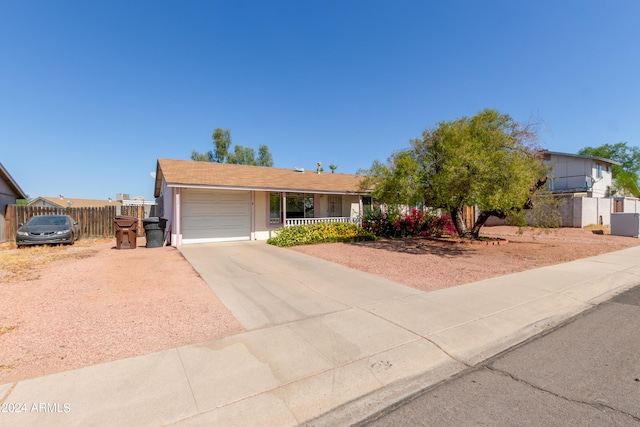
270 192 368 229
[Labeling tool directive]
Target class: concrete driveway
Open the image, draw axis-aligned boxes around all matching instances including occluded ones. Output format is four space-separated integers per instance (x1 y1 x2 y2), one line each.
179 241 421 330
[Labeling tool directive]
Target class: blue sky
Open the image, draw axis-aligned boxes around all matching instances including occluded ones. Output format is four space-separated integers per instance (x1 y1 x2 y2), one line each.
2 1 639 201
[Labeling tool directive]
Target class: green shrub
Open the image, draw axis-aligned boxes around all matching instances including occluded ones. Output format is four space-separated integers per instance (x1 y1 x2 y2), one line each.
267 222 376 247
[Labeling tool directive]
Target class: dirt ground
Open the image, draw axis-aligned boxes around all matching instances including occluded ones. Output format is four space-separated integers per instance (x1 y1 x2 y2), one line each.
1 226 639 385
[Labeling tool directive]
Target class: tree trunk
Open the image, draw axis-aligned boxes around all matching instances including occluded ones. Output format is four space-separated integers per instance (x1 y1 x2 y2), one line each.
450 178 548 240
470 211 497 239
451 207 473 238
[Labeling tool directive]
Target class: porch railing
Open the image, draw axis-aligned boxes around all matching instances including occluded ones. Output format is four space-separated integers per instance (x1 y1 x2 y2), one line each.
285 217 361 227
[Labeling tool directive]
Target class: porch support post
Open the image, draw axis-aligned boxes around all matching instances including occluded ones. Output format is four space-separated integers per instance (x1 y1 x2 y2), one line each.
250 191 255 240
282 192 287 226
174 187 182 247
314 194 321 218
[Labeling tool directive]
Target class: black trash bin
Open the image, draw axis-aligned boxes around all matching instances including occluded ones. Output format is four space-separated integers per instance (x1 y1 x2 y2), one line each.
113 216 138 249
143 217 167 248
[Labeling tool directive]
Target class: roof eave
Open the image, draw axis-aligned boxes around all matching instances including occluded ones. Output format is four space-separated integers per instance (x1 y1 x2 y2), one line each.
154 160 164 198
543 150 622 166
164 182 371 195
0 162 28 199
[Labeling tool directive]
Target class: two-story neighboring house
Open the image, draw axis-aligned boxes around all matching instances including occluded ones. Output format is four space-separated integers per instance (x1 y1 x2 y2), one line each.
543 150 620 198
541 150 639 227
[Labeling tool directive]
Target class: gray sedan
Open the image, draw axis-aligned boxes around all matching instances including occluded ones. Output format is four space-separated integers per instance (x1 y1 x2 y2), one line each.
16 215 80 246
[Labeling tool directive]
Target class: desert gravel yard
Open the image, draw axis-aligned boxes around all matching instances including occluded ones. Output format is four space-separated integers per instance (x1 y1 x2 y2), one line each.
0 238 243 384
291 226 640 291
1 226 639 384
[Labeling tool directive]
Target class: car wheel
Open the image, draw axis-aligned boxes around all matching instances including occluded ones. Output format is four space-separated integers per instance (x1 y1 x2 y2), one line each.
69 233 75 245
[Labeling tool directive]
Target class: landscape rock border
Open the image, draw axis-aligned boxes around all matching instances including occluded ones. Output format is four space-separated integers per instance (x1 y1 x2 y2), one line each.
426 236 509 245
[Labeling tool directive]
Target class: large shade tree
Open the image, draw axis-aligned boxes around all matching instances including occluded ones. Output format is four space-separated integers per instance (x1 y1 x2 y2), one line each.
361 109 547 238
191 128 274 167
578 142 640 197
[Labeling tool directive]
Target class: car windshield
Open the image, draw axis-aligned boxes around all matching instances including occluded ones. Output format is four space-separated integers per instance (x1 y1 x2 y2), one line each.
28 216 68 226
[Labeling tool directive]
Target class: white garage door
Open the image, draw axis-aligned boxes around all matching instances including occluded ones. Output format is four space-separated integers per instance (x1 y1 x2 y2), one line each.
182 189 250 243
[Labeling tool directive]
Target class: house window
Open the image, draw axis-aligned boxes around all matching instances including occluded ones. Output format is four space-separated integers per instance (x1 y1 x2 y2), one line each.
596 163 603 178
286 193 314 218
269 193 282 224
328 195 342 217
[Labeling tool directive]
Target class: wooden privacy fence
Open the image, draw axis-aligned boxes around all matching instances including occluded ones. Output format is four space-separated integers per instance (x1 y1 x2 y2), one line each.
5 205 149 242
462 206 476 229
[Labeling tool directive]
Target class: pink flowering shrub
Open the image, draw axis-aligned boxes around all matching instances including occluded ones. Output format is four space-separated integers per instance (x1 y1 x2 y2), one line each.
437 214 458 236
362 204 457 238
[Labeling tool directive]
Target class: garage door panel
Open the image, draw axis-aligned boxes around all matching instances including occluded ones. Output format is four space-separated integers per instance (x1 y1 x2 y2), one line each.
182 189 250 243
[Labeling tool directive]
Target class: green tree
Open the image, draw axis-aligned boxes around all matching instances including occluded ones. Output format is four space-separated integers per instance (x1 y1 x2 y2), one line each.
360 109 547 239
228 145 256 165
578 142 640 197
212 128 232 163
191 128 274 166
257 145 274 167
329 164 338 173
361 151 423 206
190 128 231 162
190 150 213 162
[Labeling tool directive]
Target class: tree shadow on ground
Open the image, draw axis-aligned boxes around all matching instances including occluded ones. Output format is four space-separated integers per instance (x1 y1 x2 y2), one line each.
346 238 476 259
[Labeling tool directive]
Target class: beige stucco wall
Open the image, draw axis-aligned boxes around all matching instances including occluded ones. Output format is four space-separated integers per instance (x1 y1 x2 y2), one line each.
253 190 278 240
345 196 361 217
554 196 640 227
576 197 612 226
622 197 640 213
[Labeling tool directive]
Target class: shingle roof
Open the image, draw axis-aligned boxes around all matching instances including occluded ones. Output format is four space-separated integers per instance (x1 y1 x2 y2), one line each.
542 150 621 166
29 197 121 208
155 159 370 197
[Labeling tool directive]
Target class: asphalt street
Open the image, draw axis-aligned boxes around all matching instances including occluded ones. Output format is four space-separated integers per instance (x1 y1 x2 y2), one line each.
361 285 640 426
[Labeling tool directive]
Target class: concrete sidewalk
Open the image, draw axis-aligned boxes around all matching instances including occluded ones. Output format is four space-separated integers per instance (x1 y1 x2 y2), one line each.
2 245 640 427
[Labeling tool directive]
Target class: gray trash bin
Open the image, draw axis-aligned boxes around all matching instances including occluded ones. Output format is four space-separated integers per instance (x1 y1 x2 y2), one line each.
142 217 167 248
